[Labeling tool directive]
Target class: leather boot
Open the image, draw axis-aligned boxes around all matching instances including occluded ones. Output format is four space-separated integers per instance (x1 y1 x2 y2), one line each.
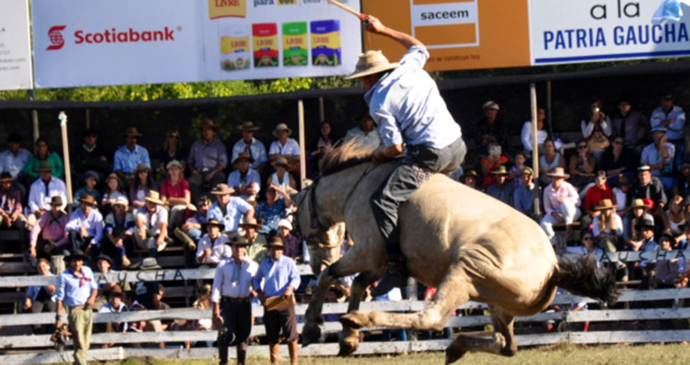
371 253 409 297
288 340 299 365
236 343 248 365
269 343 280 364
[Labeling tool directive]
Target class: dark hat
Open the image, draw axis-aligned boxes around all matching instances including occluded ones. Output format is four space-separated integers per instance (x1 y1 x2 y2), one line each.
7 133 22 143
210 183 233 195
490 166 509 175
50 196 63 206
95 254 113 266
233 152 255 165
205 218 225 230
83 129 98 138
200 120 218 131
123 127 143 137
0 172 14 183
265 236 286 249
134 257 162 270
84 170 99 181
35 161 53 172
78 194 98 206
65 249 90 263
237 121 260 131
618 174 631 186
110 285 124 297
659 91 674 100
659 232 675 243
228 235 251 246
635 215 655 230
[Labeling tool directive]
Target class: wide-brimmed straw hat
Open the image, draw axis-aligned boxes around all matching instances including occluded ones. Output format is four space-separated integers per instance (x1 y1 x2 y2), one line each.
233 152 255 165
490 166 509 175
344 50 400 80
521 167 534 176
237 121 260 131
265 236 286 249
78 194 98 206
547 167 570 178
123 127 143 137
205 218 225 231
272 157 289 168
594 199 616 211
35 161 53 172
460 170 479 180
239 217 262 230
272 123 292 137
210 183 233 195
200 120 218 131
105 173 120 185
628 199 649 211
0 172 14 183
113 196 129 207
65 249 90 263
144 190 165 205
50 196 63 206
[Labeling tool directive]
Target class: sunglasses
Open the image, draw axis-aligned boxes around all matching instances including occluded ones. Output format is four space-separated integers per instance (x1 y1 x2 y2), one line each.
577 145 588 149
582 237 593 241
613 141 624 145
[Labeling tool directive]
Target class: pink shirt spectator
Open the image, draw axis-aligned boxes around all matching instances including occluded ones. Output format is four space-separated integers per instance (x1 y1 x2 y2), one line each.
543 181 580 215
160 178 190 199
30 211 69 247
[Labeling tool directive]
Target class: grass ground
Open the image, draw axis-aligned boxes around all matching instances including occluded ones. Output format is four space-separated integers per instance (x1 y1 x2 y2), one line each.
77 343 690 365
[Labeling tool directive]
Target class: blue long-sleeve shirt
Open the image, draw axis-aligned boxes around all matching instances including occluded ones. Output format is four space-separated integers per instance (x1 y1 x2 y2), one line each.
253 255 300 298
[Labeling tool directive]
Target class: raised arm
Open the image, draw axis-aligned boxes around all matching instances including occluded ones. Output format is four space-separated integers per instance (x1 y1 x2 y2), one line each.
363 15 425 50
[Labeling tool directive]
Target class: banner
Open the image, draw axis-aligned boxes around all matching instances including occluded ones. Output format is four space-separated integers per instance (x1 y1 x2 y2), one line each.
31 0 362 88
0 0 33 90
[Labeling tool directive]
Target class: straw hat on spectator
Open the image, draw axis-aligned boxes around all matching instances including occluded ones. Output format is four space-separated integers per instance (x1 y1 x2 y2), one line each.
134 163 150 174
483 101 500 110
113 196 129 207
105 173 120 185
237 121 260 131
50 196 63 206
272 123 292 137
593 199 616 211
490 166 510 176
123 127 143 137
265 236 286 249
547 167 570 178
232 152 255 166
78 194 98 207
521 167 534 176
144 190 165 205
239 217 262 230
344 50 400 80
0 172 14 183
272 157 289 168
35 161 53 172
211 184 233 195
628 199 649 211
200 120 218 131
166 160 183 170
460 169 479 181
205 218 225 231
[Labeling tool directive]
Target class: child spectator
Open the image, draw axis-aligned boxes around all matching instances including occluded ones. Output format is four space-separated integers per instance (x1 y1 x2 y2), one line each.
102 173 128 218
175 196 212 267
129 163 159 210
72 171 102 209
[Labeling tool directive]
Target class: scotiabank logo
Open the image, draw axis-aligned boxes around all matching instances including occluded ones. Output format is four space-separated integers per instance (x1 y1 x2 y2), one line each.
47 25 178 50
47 25 67 50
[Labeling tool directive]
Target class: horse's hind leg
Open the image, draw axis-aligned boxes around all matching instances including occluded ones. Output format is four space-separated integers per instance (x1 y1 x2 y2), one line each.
339 270 381 356
444 307 516 364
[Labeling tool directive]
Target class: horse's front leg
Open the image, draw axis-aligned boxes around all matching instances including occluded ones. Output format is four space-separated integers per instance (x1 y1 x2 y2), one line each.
338 270 382 356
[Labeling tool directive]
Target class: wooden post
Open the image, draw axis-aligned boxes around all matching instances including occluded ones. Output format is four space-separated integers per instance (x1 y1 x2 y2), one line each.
59 112 74 206
319 97 325 122
27 90 39 142
530 84 541 218
51 255 65 275
298 100 307 187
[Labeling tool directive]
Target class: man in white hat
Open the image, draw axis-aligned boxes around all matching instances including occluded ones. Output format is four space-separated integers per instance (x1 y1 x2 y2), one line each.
345 15 466 289
268 123 300 169
134 191 171 257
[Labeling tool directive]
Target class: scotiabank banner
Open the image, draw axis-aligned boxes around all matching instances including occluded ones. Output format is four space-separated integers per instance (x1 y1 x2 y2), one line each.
0 0 33 90
32 0 362 88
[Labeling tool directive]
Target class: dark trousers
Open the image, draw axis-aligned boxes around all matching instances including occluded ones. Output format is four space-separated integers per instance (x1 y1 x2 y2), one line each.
68 231 98 255
218 299 252 365
371 137 466 253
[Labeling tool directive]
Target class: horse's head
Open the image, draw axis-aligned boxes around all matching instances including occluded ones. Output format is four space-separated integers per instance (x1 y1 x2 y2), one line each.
293 188 346 276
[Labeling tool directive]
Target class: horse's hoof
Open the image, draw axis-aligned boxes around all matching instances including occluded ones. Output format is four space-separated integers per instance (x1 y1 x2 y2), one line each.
338 331 359 356
302 322 322 347
445 343 467 365
339 311 368 329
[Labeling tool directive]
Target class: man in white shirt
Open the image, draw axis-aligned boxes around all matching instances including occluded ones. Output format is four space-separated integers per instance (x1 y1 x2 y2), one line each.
343 114 382 152
27 161 67 229
268 123 300 169
134 191 171 257
196 219 231 265
231 121 268 171
650 92 685 143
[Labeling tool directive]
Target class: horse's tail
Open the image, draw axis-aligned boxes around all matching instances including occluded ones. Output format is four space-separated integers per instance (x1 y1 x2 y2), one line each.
553 256 618 306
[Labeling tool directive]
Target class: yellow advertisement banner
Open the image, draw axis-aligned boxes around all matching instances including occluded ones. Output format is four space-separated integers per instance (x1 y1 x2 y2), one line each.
208 0 247 19
362 0 530 71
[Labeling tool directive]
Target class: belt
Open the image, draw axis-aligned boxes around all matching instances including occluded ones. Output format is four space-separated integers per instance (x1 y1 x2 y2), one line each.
221 296 252 303
68 305 86 310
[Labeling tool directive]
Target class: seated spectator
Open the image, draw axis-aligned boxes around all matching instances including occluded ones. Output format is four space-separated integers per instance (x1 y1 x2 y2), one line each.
592 199 623 252
486 166 513 205
480 143 509 188
129 163 159 210
651 233 684 290
93 254 120 310
133 258 162 310
104 196 135 268
566 231 603 257
308 121 337 178
240 218 268 263
581 171 614 230
0 133 32 180
158 130 186 180
663 195 686 237
208 184 254 235
627 165 667 219
28 196 69 267
540 167 582 245
268 157 297 193
196 219 231 265
676 222 690 249
624 199 653 243
64 194 103 257
569 139 597 191
630 215 659 281
474 100 507 151
269 123 300 172
580 99 612 149
101 173 128 218
459 169 481 191
675 161 690 197
641 125 675 191
538 138 565 186
520 108 548 153
613 174 631 215
343 113 382 152
23 138 64 181
599 136 637 186
160 160 191 229
188 120 228 200
73 129 110 183
175 196 212 266
256 185 293 236
276 219 301 261
650 92 685 145
611 98 649 146
122 290 147 333
27 161 67 228
97 285 128 348
73 171 102 209
142 283 172 349
23 258 57 334
113 127 150 187
508 152 527 189
134 191 171 257
0 172 27 231
232 121 268 171
513 167 539 220
227 152 261 202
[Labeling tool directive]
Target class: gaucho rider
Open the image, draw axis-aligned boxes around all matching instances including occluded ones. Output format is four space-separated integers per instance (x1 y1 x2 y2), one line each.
345 15 466 289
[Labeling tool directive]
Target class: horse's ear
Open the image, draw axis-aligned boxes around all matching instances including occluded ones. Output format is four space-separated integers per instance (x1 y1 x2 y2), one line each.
292 189 306 205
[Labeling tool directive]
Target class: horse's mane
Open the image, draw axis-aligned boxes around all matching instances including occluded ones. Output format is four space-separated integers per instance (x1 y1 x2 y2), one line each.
320 140 374 177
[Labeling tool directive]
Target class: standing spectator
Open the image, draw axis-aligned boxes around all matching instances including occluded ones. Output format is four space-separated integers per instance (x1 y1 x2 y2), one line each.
97 285 128 348
276 219 300 261
486 166 513 205
28 196 69 266
104 196 135 268
513 167 539 220
188 120 228 199
538 138 565 186
92 254 120 310
611 98 649 147
227 152 261 202
101 173 128 218
158 130 186 180
0 133 32 178
113 127 150 187
256 185 293 236
232 121 268 171
569 139 597 191
627 165 668 219
650 92 685 144
640 125 675 191
581 171 614 229
581 99 612 141
196 219 231 265
23 138 64 181
343 113 382 152
134 191 171 257
268 158 297 193
27 161 67 226
598 136 637 186
143 283 173 348
73 171 102 209
240 218 268 263
55 249 99 365
592 199 623 252
64 194 103 257
540 167 582 244
613 174 631 215
175 196 212 266
208 184 254 235
0 172 27 231
129 163 159 210
268 123 300 171
212 236 258 365
160 160 191 229
520 107 548 153
253 237 301 365
308 121 337 177
480 143 509 188
23 258 57 334
73 129 110 183
474 100 507 151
